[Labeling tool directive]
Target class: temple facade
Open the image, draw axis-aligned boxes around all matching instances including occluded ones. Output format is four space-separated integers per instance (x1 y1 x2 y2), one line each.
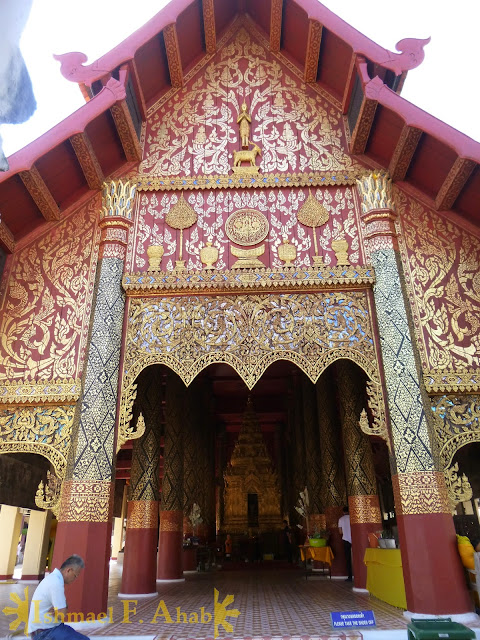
0 0 479 621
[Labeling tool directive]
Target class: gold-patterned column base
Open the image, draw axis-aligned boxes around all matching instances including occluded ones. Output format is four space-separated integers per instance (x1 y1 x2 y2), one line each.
349 495 382 525
127 500 159 529
159 509 183 532
58 480 114 523
392 472 451 515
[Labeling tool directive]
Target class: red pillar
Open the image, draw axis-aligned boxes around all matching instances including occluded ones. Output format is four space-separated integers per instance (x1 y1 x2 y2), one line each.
394 472 472 614
350 494 382 590
52 481 113 615
157 510 184 580
121 501 158 595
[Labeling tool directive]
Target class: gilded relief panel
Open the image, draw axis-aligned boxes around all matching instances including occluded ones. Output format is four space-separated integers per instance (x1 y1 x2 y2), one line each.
141 25 356 178
128 186 362 272
0 194 100 381
396 188 480 373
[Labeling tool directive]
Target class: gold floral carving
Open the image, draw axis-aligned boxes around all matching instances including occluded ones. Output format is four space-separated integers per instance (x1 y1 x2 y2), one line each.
431 395 480 470
135 172 359 192
424 370 480 394
117 388 144 452
358 381 391 451
69 132 104 190
35 470 62 516
163 23 183 88
123 265 375 295
392 471 451 515
0 379 81 404
141 26 355 177
19 165 60 222
202 0 216 54
58 480 113 523
349 495 382 525
0 195 99 381
396 187 480 372
159 509 183 532
225 209 269 246
304 20 323 83
0 405 73 480
356 171 394 213
444 462 472 509
269 0 283 52
119 292 382 448
0 221 15 253
101 180 137 220
127 500 159 529
110 102 142 162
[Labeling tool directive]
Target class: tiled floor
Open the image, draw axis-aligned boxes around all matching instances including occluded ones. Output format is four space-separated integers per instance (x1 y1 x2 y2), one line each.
1 562 479 640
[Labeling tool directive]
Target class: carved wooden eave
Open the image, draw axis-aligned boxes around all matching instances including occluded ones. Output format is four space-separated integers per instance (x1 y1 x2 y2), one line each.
202 0 216 54
349 61 378 156
270 0 283 52
70 132 105 190
304 19 323 83
388 125 423 181
0 220 15 253
110 100 142 162
19 165 61 222
164 23 184 88
342 52 357 113
434 158 477 212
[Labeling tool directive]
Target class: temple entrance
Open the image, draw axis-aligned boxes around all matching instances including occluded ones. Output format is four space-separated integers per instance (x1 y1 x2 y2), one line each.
116 356 393 585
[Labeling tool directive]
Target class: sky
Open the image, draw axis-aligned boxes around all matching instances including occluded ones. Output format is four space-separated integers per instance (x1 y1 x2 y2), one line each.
2 0 479 157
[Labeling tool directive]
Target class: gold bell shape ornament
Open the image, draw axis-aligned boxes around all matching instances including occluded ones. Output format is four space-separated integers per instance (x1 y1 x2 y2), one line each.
278 236 297 266
331 238 350 266
146 244 164 270
200 241 219 269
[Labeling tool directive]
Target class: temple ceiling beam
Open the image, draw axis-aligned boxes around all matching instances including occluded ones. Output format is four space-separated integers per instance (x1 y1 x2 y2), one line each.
350 94 378 156
110 100 142 162
304 19 323 83
270 0 283 53
202 0 216 55
163 23 184 89
69 132 105 190
388 124 422 182
0 220 15 253
342 52 357 114
19 165 61 222
434 157 476 211
129 61 147 121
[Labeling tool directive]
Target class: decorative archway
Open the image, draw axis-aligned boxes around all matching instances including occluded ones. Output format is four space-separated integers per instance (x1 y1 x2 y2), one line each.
432 394 480 507
118 290 386 450
0 404 74 513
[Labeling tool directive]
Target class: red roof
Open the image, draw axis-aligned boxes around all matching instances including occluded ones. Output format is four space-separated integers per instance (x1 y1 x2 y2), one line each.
1 0 479 252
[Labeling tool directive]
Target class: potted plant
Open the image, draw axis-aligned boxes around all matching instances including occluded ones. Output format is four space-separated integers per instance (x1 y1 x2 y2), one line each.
309 527 329 548
378 530 396 549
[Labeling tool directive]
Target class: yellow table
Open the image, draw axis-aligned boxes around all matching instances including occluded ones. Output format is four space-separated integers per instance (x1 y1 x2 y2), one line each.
364 548 407 609
299 545 334 579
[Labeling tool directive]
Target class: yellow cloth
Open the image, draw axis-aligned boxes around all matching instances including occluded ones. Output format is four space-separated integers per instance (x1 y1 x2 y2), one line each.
364 548 407 609
458 541 475 570
299 545 334 565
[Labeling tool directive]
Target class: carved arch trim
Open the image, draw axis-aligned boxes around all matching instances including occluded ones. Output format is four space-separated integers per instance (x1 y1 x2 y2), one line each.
431 395 480 507
0 405 75 512
119 291 383 449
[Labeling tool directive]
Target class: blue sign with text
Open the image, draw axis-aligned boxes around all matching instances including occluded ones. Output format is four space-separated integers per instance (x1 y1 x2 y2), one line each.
331 610 376 628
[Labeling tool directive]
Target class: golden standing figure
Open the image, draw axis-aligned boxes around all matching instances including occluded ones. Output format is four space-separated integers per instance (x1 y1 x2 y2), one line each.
237 102 252 149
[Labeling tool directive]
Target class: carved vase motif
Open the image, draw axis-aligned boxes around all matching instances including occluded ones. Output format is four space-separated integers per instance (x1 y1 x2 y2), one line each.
200 242 219 269
331 238 350 266
278 237 297 266
147 244 164 270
